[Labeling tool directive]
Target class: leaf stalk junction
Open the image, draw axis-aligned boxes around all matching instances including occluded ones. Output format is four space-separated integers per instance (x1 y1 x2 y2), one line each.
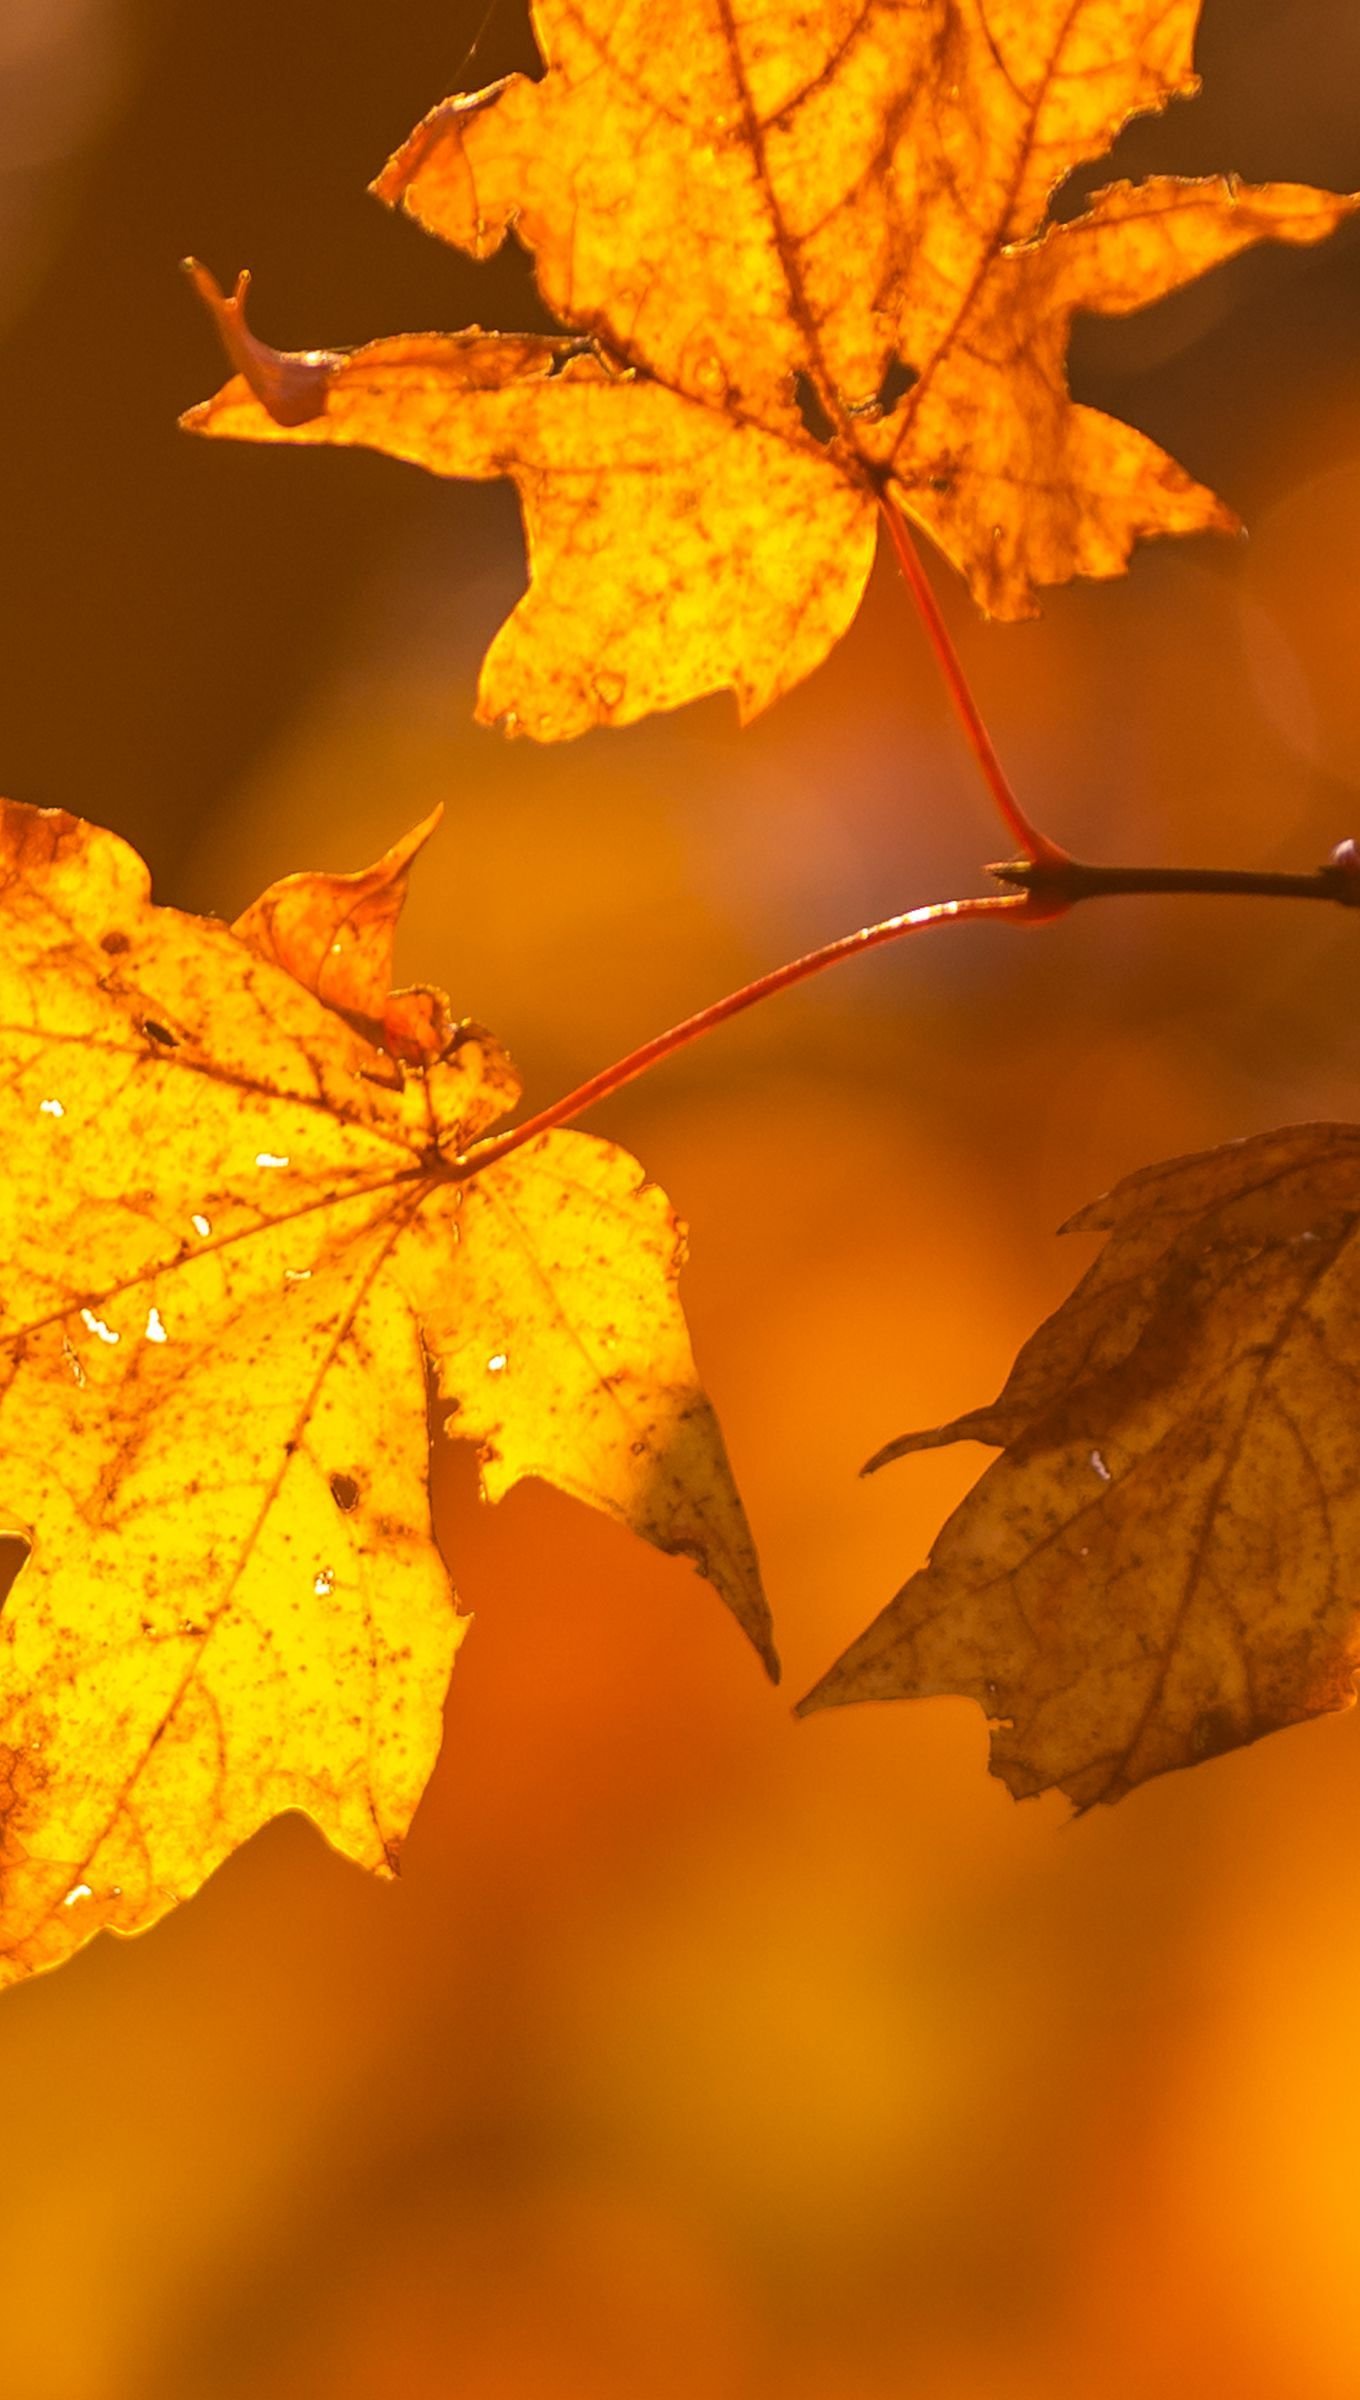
459 536 1360 1179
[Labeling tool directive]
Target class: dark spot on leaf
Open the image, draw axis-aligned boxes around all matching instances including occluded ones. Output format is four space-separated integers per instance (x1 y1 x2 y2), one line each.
330 1473 360 1513
141 1020 178 1048
793 369 835 445
101 931 130 955
0 1537 28 1611
876 353 919 412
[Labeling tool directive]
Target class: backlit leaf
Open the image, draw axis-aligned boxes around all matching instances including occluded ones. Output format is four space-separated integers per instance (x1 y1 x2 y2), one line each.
0 800 771 1985
183 5 1355 736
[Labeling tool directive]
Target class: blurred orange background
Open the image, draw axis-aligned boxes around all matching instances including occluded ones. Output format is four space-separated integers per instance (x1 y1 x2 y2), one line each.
2 3 1360 2394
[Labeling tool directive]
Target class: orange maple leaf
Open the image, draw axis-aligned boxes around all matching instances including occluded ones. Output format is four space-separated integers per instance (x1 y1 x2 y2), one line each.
0 801 771 1986
184 2 1354 737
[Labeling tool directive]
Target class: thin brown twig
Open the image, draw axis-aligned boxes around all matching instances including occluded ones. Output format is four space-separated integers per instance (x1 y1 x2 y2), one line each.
993 854 1360 906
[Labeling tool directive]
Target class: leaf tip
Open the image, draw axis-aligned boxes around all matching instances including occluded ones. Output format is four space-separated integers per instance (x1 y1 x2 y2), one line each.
861 1434 911 1476
791 1671 838 1719
861 1419 967 1471
368 84 516 252
182 256 339 428
398 801 445 861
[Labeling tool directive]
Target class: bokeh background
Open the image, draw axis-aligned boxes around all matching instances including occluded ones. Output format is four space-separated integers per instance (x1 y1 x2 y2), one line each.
2 2 1360 2393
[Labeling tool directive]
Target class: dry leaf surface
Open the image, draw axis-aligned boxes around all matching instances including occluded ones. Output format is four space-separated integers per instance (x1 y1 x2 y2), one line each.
0 800 770 1986
800 1126 1360 1806
184 2 1354 736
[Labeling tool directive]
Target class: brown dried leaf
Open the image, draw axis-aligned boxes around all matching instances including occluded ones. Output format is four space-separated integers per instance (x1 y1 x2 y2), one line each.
0 799 771 1986
800 1126 1360 1807
183 4 1354 736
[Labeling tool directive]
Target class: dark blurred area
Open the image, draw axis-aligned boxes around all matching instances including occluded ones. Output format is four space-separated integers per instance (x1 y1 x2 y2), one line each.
3 5 1360 2397
0 0 545 863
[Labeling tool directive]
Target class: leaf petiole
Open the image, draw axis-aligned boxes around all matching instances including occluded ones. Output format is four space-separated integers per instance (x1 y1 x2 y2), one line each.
456 890 1033 1173
878 500 1070 872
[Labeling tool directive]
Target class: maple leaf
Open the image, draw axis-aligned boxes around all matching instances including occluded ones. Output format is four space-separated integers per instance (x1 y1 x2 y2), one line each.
182 4 1355 739
798 1124 1360 1808
0 799 772 1987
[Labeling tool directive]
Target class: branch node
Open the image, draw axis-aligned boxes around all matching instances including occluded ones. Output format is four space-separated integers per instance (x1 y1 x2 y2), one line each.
1326 839 1360 906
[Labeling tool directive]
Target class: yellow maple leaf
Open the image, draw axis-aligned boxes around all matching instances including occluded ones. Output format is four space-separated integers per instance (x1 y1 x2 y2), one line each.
799 1125 1360 1807
0 799 771 1986
183 2 1354 737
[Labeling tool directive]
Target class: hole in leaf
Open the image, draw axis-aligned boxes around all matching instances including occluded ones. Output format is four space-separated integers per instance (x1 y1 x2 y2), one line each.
876 353 919 412
330 1473 359 1513
793 370 835 444
544 340 598 380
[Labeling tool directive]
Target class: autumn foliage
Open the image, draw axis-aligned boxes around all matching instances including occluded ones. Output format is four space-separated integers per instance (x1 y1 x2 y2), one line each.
0 0 1356 1989
184 0 1353 736
0 802 767 1983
